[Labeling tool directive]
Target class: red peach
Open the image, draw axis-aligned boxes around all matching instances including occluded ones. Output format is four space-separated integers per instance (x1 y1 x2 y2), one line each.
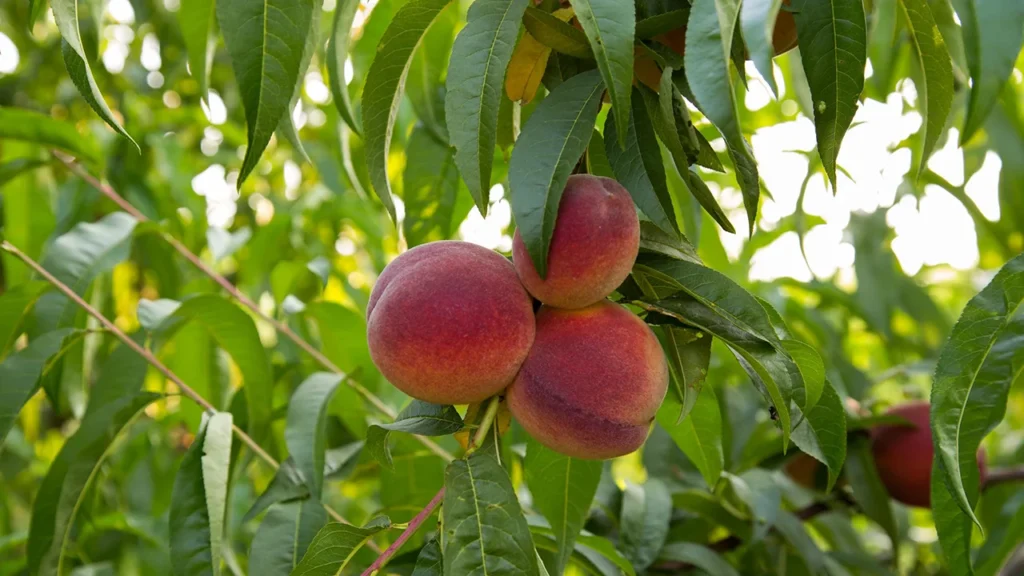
512 175 639 309
506 301 669 459
367 241 535 404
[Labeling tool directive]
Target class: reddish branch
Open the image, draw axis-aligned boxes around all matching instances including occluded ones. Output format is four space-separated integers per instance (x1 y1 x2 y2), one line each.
360 488 445 576
982 466 1024 491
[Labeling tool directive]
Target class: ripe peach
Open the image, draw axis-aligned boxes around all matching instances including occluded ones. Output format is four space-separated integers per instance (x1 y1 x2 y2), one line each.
506 301 669 459
367 241 535 405
512 175 639 309
871 402 987 508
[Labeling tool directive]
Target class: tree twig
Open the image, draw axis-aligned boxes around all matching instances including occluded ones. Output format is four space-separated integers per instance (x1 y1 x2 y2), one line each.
53 151 455 464
0 240 370 540
360 488 445 576
982 466 1024 491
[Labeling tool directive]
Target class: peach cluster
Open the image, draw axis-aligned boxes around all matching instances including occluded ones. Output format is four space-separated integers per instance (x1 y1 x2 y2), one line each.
367 175 669 459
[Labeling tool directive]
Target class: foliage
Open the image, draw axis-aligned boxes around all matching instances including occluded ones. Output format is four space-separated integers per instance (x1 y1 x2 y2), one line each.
0 0 1023 574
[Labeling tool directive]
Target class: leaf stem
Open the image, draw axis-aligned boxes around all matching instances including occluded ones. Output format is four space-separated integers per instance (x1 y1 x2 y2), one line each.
359 487 445 576
0 239 368 538
466 396 502 455
53 152 455 464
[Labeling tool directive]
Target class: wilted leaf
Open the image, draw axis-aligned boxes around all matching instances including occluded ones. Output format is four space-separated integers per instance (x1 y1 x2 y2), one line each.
506 32 552 104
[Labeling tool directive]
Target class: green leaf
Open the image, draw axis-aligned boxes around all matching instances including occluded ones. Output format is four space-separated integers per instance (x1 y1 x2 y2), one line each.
0 329 79 444
366 400 463 468
636 9 690 38
27 392 161 575
525 438 603 576
955 0 1024 143
774 509 826 574
782 339 825 411
658 543 740 576
568 0 634 147
789 380 847 491
656 383 723 488
975 491 1024 576
792 0 867 190
639 222 701 265
327 0 364 135
0 158 49 188
618 479 671 571
34 212 137 332
276 1 322 164
844 436 899 554
605 88 680 236
899 0 954 171
684 169 736 234
286 373 344 500
655 325 711 421
363 0 452 222
402 127 469 246
291 519 392 575
522 6 594 59
85 336 148 415
509 69 604 278
446 0 529 214
150 296 274 442
250 500 327 576
443 450 539 576
867 0 899 98
740 0 784 97
51 0 136 150
216 0 315 186
684 0 760 233
412 538 443 575
178 0 218 100
0 281 50 358
671 489 752 539
931 253 1024 532
244 443 363 523
932 466 973 575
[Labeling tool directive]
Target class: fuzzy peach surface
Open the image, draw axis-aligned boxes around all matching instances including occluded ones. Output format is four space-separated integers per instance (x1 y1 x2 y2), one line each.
513 174 639 310
367 241 535 405
507 300 668 460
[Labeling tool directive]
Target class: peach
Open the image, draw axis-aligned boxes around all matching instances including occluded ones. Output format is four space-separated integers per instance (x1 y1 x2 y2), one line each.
512 175 639 309
871 402 987 508
506 301 669 459
367 241 535 405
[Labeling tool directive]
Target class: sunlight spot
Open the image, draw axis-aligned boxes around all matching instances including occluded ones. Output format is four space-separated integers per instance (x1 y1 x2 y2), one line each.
192 165 238 228
0 33 20 73
163 90 181 108
201 91 228 125
964 151 1002 221
284 160 302 200
305 71 330 104
344 57 355 85
141 33 161 71
749 232 812 282
147 71 164 89
927 127 964 186
108 0 136 24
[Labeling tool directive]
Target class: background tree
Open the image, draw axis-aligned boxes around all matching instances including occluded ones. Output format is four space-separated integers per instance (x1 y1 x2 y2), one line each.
0 0 1023 574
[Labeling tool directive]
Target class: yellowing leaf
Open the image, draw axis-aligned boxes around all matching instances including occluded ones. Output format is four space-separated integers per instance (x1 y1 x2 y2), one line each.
506 32 552 103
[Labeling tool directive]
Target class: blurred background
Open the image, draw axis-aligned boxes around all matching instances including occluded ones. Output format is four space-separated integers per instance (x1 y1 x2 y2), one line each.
1 0 1023 573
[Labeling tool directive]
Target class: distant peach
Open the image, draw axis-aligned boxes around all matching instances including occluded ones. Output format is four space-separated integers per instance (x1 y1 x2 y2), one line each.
367 241 535 405
507 301 668 459
871 402 987 508
513 175 639 309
